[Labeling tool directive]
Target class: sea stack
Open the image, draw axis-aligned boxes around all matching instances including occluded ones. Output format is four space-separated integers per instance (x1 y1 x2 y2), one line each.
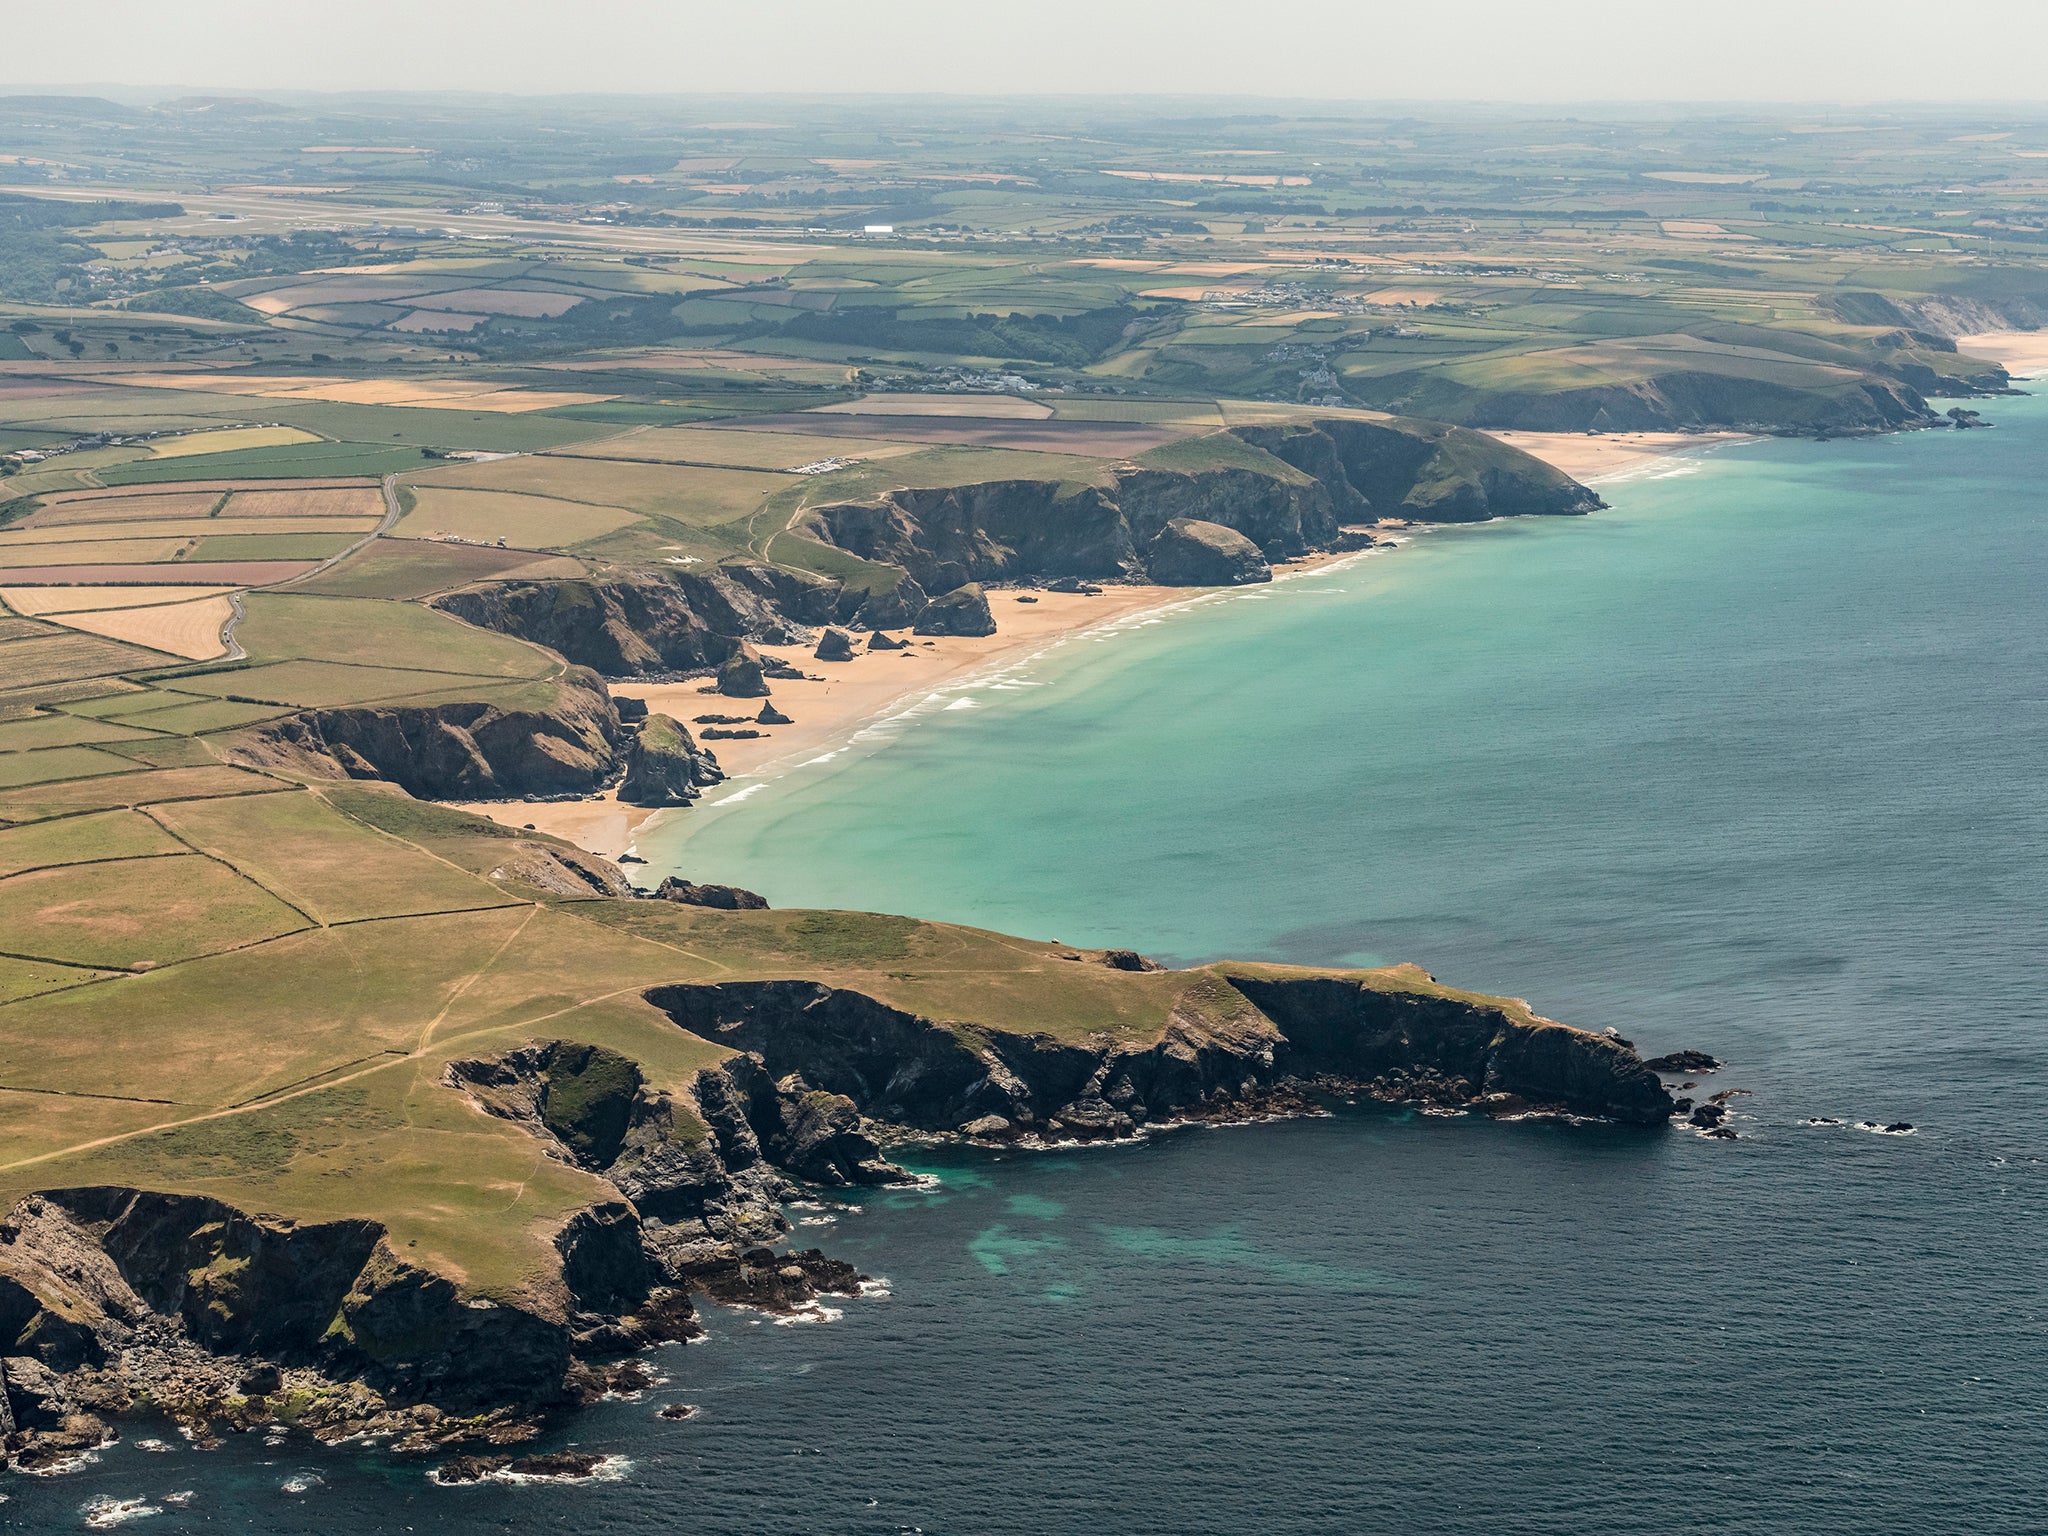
914 582 997 637
717 643 770 697
617 714 724 806
814 627 856 661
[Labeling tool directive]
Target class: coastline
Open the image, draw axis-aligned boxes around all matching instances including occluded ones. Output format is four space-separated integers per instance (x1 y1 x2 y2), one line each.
1490 429 1753 484
452 582 1226 858
1956 328 2048 379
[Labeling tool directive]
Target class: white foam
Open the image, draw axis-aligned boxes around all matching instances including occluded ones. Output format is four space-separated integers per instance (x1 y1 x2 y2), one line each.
943 697 978 710
499 1456 631 1487
707 783 768 806
82 1498 159 1529
280 1473 324 1494
770 1301 844 1325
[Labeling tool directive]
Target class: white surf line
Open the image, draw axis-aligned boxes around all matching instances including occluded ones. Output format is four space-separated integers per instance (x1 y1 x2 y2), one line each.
1579 435 1759 488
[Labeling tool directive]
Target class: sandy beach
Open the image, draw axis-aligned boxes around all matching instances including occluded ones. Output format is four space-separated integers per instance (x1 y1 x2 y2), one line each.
454 583 1188 859
1491 430 1751 483
1956 329 2048 379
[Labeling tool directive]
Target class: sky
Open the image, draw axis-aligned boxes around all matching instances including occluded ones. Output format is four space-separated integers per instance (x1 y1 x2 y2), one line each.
6 0 2048 104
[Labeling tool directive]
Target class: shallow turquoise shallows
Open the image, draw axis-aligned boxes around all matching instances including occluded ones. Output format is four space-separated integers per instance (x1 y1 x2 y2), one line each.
22 399 2048 1533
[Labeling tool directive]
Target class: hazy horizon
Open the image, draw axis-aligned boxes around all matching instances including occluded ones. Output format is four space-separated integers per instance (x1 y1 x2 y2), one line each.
8 0 2048 105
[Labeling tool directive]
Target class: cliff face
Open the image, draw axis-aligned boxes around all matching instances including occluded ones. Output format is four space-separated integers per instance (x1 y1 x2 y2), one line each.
431 561 839 679
805 415 1597 594
1222 971 1674 1125
1369 369 1941 436
238 667 622 801
1830 289 2045 343
647 968 1673 1139
806 478 1137 593
1237 417 1601 523
0 1188 579 1412
443 1042 903 1274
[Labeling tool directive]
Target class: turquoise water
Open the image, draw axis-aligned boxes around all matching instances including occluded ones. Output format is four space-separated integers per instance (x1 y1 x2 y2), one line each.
14 403 2048 1531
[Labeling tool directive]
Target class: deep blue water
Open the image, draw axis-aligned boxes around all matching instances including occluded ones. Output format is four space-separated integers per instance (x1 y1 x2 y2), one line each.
12 400 2048 1531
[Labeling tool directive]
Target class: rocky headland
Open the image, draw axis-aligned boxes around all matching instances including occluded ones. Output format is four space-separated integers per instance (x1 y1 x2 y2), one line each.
0 949 1690 1470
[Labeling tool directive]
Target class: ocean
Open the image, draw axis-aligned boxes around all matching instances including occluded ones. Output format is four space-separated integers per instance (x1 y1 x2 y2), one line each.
15 399 2047 1531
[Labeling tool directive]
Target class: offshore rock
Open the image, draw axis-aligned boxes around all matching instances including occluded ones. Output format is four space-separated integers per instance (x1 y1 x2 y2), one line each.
913 582 997 637
1143 518 1272 586
867 630 909 651
756 701 793 726
814 627 856 662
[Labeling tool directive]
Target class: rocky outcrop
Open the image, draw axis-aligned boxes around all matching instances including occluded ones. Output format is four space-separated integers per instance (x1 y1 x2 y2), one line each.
1144 518 1272 586
0 1188 587 1446
617 714 723 807
814 627 855 661
0 955 1676 1460
1225 971 1673 1125
653 876 768 911
913 582 996 637
716 644 769 698
442 1040 903 1316
237 668 621 799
